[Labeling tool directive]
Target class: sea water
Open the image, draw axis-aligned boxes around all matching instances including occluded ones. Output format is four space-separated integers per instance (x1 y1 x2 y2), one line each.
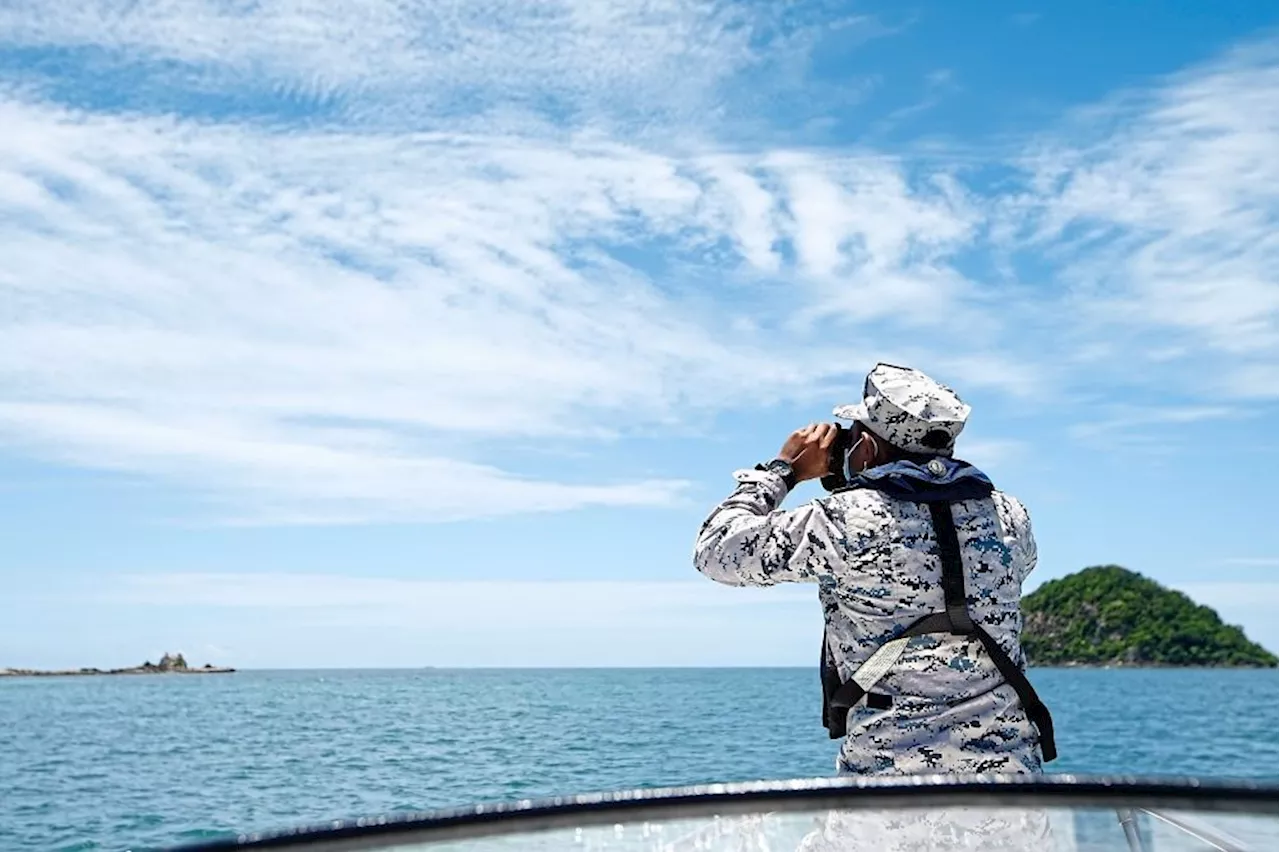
0 667 1275 851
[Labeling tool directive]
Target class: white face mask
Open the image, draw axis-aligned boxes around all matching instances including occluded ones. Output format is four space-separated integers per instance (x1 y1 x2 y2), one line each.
843 431 879 478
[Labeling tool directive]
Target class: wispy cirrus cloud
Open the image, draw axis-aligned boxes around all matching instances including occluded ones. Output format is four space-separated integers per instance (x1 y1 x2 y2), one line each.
0 0 891 134
0 1 1274 525
1000 39 1279 401
1068 404 1246 450
0 92 1010 522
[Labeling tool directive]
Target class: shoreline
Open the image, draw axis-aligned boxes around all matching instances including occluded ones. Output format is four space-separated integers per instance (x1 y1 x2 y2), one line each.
2 663 1272 676
0 666 235 678
1031 661 1278 670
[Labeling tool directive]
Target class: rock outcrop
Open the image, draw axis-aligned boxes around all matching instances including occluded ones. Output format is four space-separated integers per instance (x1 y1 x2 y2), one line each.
0 653 235 677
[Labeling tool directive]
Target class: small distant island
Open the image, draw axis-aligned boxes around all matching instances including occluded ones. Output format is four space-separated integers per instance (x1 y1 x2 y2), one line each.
0 652 235 678
1022 565 1278 668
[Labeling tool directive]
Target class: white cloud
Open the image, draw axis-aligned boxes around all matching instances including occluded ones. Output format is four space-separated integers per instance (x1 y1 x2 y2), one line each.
0 402 690 524
772 154 981 327
0 0 888 136
2 1 738 103
1002 40 1278 399
0 3 1273 526
1068 404 1248 448
0 92 1023 522
954 438 1029 472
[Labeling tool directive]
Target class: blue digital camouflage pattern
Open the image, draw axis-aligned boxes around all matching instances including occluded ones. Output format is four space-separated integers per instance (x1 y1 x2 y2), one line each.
693 464 1044 777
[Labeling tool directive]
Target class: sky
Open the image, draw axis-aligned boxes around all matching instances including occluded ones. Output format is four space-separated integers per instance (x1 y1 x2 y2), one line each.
0 0 1276 669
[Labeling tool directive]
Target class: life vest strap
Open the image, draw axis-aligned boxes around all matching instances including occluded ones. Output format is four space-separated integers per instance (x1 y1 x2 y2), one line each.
821 501 1057 763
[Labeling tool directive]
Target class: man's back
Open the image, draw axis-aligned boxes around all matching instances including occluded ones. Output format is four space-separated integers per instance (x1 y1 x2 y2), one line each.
813 486 1041 774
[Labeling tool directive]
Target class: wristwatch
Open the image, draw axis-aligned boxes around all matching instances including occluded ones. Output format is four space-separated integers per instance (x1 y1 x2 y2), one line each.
755 458 797 491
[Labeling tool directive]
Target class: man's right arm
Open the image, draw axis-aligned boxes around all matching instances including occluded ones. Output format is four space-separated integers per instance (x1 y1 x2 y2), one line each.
996 492 1038 583
692 467 839 587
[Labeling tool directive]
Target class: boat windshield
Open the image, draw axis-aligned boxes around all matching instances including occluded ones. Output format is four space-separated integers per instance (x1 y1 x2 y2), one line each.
172 775 1277 852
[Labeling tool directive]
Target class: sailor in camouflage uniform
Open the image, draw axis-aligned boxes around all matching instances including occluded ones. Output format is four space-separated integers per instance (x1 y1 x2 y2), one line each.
693 363 1053 778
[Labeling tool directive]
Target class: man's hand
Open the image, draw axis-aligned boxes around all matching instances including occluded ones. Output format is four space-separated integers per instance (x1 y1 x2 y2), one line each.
778 423 839 483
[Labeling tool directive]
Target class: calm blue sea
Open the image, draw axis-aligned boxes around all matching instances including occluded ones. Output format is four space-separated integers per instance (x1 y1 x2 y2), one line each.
0 668 1276 851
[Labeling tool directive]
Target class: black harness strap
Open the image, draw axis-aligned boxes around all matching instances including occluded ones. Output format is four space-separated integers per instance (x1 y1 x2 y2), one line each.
929 502 975 635
821 500 1057 763
972 624 1058 762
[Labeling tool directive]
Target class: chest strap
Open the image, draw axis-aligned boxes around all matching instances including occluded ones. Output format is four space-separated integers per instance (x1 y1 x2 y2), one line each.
822 501 1057 763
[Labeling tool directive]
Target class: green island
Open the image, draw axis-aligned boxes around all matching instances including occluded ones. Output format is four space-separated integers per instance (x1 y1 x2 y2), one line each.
1022 565 1277 668
0 652 234 678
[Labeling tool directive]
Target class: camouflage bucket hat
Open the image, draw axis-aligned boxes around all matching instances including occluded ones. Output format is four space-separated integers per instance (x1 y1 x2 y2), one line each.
832 362 971 457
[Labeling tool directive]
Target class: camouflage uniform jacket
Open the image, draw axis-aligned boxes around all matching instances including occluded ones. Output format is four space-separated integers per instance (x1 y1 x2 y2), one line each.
692 460 1044 777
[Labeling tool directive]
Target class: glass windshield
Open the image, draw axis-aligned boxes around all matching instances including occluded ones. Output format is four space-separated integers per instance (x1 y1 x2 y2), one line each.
376 809 1276 852
172 777 1278 852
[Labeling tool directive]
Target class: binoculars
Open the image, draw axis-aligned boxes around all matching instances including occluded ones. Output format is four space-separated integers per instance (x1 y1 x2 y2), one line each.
819 423 859 493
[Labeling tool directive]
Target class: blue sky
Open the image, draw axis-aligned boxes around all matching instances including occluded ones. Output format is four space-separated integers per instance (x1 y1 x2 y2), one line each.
0 0 1275 669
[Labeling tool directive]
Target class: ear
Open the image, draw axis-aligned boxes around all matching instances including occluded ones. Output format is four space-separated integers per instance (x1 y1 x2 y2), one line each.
851 427 876 472
860 431 881 468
